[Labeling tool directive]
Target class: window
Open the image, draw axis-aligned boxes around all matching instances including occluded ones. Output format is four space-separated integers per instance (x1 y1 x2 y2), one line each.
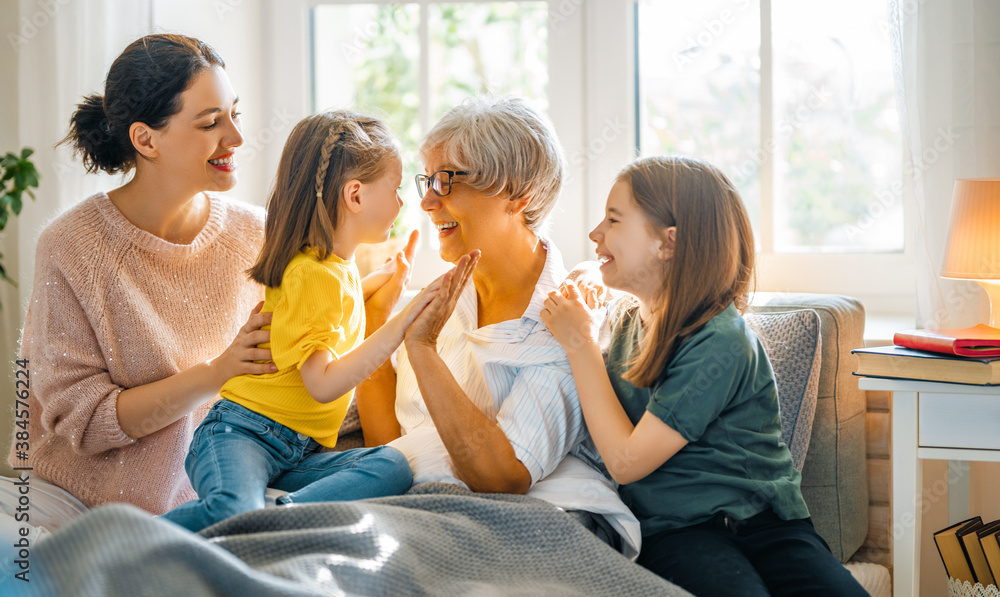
267 0 913 311
630 0 913 311
638 0 902 254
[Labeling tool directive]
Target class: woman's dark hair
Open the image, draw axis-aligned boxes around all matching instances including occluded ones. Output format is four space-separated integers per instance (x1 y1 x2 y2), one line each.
62 34 225 174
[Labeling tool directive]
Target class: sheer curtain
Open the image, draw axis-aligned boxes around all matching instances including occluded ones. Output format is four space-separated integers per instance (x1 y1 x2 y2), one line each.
14 0 152 317
0 1 151 475
890 0 1000 329
890 4 1000 595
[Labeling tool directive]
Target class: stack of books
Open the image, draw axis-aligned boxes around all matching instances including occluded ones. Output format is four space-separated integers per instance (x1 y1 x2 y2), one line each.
852 324 1000 385
934 516 1000 587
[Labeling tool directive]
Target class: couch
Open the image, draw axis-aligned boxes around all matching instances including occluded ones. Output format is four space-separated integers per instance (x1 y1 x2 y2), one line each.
748 292 890 596
332 291 892 594
24 293 894 595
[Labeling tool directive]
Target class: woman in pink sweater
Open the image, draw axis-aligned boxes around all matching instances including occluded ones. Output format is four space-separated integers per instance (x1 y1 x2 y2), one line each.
0 34 301 531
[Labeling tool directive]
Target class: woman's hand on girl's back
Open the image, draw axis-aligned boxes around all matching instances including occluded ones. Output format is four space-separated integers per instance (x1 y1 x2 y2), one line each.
208 301 277 384
363 229 419 335
540 282 602 356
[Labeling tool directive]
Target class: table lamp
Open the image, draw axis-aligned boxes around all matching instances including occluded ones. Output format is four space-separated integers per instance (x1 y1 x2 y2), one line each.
940 178 1000 328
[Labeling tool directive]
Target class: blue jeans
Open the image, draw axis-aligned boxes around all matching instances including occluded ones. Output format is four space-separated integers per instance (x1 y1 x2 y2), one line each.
161 400 412 532
637 509 868 597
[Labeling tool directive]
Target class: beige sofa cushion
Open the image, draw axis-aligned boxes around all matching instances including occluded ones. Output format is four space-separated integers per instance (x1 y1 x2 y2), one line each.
745 309 822 471
748 292 869 563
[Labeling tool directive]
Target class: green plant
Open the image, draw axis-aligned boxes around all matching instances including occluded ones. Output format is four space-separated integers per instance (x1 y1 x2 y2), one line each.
0 148 39 287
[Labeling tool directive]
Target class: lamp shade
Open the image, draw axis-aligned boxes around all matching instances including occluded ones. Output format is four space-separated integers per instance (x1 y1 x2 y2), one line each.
940 179 1000 280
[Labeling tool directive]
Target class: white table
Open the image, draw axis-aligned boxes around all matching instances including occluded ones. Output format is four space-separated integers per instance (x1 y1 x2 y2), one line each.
858 377 1000 597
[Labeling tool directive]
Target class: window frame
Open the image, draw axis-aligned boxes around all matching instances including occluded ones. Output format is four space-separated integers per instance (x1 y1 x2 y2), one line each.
589 0 915 314
264 0 915 313
266 0 588 287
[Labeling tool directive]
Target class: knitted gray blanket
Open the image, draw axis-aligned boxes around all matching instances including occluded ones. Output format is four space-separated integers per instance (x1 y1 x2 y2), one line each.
22 483 689 596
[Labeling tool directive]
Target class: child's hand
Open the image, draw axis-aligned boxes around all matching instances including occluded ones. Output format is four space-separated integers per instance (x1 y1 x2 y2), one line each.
540 281 601 355
404 251 480 350
362 229 418 302
563 261 609 309
396 274 446 329
364 230 419 335
361 266 394 301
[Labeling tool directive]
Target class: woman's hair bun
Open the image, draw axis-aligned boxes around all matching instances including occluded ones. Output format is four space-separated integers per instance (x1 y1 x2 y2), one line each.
64 94 132 175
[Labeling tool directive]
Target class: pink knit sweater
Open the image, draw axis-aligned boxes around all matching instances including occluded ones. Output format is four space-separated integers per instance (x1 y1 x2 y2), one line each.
7 192 265 514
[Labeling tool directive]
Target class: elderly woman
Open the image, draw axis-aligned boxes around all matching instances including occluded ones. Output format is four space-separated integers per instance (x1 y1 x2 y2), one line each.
357 96 639 554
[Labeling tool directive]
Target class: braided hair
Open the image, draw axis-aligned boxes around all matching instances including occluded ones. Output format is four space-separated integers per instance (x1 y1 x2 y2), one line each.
248 110 400 288
309 125 344 251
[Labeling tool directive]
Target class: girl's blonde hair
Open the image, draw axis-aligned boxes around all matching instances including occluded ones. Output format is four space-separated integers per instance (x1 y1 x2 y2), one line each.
249 110 400 287
617 155 756 388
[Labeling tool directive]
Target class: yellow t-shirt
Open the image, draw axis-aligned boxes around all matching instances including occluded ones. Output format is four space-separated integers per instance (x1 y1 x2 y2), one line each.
221 249 363 447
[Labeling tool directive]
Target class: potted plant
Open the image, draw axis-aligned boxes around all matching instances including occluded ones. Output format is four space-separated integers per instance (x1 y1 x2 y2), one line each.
0 148 39 303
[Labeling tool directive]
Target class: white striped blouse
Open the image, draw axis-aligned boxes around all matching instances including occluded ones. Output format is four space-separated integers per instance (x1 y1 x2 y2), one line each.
391 239 641 557
395 240 588 481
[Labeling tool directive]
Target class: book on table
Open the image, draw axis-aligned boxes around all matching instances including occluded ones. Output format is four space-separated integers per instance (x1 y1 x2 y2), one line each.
934 516 982 584
852 345 1000 385
894 324 1000 357
974 520 1000 587
963 519 1000 587
982 525 1000 585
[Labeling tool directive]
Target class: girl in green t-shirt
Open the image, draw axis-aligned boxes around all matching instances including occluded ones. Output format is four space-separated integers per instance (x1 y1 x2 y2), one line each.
541 156 866 596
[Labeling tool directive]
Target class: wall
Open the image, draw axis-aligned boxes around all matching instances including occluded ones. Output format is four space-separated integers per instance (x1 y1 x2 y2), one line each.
0 3 21 479
153 0 271 208
857 388 891 567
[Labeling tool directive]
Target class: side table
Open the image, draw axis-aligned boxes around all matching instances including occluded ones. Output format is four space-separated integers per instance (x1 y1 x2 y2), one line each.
858 377 1000 597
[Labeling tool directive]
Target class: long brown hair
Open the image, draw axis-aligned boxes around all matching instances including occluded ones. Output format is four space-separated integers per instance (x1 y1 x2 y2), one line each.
248 110 400 287
618 155 756 388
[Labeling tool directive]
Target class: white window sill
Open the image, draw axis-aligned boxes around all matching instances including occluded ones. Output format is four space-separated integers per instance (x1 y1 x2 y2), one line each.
864 312 917 346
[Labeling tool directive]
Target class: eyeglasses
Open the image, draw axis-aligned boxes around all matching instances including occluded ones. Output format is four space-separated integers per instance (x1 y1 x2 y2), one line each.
414 170 470 198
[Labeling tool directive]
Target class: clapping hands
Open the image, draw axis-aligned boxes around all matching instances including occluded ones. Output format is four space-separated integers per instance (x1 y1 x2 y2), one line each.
403 250 481 350
540 280 602 356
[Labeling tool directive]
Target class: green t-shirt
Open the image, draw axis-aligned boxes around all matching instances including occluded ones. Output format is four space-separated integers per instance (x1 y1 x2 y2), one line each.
607 302 809 536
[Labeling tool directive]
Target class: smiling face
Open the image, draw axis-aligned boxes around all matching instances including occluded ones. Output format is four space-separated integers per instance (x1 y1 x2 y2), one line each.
420 147 510 263
148 66 243 195
589 180 673 303
359 155 404 243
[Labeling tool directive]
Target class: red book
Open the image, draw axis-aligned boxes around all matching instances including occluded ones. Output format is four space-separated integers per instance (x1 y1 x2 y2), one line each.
894 324 1000 357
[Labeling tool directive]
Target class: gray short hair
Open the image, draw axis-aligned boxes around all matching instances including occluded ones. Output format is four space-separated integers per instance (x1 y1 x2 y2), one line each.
420 96 565 235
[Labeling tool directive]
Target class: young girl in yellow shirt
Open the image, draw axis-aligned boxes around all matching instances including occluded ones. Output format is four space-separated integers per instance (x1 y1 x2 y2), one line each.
164 110 477 532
